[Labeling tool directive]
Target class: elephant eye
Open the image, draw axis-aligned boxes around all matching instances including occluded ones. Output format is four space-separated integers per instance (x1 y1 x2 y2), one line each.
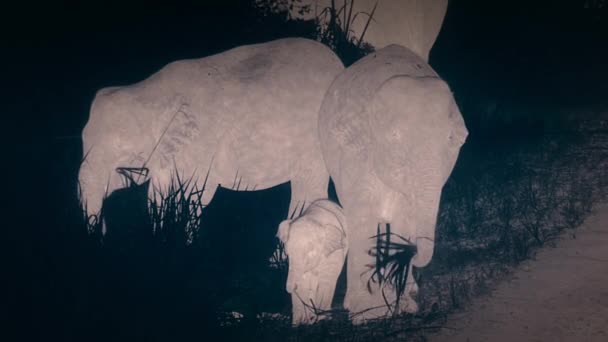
448 129 459 143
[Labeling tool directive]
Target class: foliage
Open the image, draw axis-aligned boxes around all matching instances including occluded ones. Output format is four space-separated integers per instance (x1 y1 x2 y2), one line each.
254 0 376 66
314 0 377 66
254 0 312 18
365 223 417 316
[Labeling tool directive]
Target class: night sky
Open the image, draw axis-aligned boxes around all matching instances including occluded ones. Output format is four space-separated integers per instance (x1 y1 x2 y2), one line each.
5 0 607 340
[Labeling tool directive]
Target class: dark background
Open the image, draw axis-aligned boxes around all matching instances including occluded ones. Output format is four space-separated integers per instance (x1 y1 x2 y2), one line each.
4 0 607 340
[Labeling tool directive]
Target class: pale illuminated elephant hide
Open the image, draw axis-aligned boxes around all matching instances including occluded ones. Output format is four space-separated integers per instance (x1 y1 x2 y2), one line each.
78 38 344 228
288 0 448 62
277 199 348 325
318 45 468 322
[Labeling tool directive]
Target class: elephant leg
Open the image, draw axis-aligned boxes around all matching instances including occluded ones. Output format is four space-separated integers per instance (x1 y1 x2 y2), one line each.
343 212 395 323
313 282 335 317
287 161 329 219
277 166 329 263
387 209 420 314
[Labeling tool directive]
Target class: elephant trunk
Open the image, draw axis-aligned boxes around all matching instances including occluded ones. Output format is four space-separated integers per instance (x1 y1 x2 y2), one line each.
382 184 442 269
410 189 442 268
77 154 121 225
286 270 296 293
411 216 437 268
376 183 437 267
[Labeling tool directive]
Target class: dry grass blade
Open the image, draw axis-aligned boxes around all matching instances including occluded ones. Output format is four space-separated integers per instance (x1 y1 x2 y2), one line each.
354 0 377 49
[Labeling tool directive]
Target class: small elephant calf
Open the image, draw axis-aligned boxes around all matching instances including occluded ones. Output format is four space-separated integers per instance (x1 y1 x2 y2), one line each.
277 199 348 325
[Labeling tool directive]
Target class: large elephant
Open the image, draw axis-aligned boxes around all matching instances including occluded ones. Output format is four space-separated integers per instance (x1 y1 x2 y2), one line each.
318 44 468 321
78 38 344 227
277 199 348 325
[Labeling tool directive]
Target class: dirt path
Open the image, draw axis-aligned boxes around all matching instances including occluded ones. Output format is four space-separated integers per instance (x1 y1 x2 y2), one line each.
427 201 608 342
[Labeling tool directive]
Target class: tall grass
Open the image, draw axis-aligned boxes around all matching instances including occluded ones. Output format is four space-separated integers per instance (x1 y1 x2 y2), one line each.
254 0 376 66
314 0 377 65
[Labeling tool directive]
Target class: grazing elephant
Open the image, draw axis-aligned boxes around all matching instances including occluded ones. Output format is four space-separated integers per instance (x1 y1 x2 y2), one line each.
78 38 344 227
277 199 348 325
318 44 468 321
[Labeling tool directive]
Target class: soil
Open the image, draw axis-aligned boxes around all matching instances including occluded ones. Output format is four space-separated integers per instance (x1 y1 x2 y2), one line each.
426 201 608 342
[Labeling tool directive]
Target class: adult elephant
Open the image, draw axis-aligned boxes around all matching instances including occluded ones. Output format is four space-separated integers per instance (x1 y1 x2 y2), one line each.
318 44 468 321
78 38 344 228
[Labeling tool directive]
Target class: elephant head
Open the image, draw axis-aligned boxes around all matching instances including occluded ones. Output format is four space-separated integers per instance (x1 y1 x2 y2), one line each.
78 88 150 225
277 199 348 325
368 75 467 262
318 44 468 321
78 86 192 230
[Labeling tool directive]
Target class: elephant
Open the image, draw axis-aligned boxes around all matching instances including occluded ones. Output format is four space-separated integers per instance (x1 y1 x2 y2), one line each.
277 199 348 325
318 44 468 322
78 38 344 229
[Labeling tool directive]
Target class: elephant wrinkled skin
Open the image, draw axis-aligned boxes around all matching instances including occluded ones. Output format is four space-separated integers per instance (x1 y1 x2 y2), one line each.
318 44 468 321
78 38 344 227
277 199 348 325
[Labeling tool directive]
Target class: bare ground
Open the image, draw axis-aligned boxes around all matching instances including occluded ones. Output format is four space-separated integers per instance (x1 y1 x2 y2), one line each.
426 201 608 342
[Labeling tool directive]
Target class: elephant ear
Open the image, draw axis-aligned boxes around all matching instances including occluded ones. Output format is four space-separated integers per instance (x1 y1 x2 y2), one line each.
157 104 200 167
277 219 292 244
322 224 347 257
448 98 469 147
369 75 453 185
370 75 452 131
